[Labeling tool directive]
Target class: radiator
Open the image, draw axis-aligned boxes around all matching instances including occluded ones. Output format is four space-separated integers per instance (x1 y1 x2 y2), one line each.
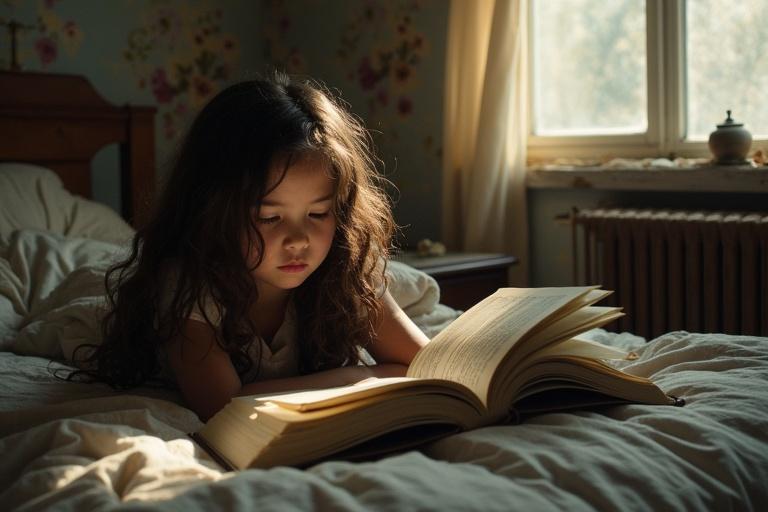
572 208 768 339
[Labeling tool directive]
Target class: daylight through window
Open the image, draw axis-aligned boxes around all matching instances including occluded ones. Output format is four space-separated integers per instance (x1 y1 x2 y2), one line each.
529 0 768 158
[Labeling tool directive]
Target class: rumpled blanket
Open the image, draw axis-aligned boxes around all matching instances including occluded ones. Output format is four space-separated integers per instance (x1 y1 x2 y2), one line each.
1 331 767 510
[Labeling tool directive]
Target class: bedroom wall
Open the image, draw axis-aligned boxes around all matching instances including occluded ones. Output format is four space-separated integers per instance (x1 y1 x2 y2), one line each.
0 0 447 248
0 0 264 214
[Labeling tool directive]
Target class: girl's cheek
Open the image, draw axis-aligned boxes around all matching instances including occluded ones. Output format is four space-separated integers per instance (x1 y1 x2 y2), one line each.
241 234 264 264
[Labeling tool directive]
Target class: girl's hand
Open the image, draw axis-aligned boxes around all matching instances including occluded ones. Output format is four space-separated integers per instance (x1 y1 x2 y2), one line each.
351 363 409 386
238 363 408 399
360 363 409 380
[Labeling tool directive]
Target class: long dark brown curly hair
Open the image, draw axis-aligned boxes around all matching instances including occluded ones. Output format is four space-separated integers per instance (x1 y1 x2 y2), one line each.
71 73 395 389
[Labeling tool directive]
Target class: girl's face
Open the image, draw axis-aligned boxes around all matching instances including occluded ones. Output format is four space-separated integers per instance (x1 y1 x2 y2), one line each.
246 156 337 295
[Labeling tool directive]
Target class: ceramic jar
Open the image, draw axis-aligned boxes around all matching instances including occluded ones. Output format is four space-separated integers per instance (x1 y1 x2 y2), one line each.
708 110 752 165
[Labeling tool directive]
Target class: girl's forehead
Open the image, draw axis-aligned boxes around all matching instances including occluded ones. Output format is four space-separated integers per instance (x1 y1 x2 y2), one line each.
263 155 335 200
268 152 332 182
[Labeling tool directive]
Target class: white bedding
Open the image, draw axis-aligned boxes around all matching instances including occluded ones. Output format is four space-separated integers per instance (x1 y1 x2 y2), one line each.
2 332 767 510
1 167 767 511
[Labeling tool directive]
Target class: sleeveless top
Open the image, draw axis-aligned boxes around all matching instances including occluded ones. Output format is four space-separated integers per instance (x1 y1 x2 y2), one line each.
156 279 301 386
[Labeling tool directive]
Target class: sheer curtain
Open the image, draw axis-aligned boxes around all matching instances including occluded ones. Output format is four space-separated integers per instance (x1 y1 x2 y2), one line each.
441 0 529 286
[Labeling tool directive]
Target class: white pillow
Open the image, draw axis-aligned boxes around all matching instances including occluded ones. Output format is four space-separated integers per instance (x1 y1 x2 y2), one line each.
386 260 440 317
10 265 108 360
385 260 462 337
0 229 127 355
0 162 135 244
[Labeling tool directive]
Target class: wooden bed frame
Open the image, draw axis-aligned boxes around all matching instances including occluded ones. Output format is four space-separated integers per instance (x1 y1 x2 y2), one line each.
0 71 156 227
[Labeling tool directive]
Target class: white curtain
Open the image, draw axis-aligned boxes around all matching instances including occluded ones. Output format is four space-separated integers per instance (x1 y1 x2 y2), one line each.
442 0 529 286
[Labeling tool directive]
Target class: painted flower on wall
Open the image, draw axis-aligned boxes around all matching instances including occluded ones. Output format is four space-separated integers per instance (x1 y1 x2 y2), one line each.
262 0 306 74
333 0 441 166
122 4 240 140
37 4 82 61
0 0 83 70
337 0 429 120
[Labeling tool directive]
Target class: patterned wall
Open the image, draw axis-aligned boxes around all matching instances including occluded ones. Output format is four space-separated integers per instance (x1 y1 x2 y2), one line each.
0 0 263 211
0 0 263 138
1 0 448 247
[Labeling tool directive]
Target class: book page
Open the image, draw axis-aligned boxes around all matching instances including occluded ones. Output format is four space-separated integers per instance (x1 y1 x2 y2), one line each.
245 377 415 411
536 336 635 361
407 287 596 406
487 333 638 414
237 377 482 413
508 359 674 407
519 306 624 359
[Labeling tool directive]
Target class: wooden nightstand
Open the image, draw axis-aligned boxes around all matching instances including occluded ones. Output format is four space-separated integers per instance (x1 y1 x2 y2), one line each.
395 252 518 311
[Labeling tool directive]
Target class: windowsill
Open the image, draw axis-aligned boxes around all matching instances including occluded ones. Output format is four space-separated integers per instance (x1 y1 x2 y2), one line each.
526 164 768 193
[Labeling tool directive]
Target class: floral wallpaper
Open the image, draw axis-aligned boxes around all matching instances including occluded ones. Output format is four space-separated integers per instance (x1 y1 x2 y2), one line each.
122 4 241 140
0 0 83 69
0 0 447 245
262 0 306 74
337 1 428 119
0 0 261 214
1 0 255 143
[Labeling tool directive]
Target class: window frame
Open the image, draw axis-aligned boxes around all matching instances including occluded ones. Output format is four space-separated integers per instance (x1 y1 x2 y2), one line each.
526 0 758 162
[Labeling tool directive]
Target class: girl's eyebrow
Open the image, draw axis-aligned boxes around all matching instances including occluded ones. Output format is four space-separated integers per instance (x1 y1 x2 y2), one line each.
261 193 334 207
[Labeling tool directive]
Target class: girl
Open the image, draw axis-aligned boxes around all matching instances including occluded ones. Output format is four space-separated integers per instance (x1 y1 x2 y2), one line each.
75 73 429 420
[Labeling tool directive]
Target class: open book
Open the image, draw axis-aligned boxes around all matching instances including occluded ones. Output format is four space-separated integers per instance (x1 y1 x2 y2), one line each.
194 286 681 470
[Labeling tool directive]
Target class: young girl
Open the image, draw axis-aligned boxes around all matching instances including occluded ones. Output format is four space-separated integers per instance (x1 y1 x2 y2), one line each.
76 73 429 420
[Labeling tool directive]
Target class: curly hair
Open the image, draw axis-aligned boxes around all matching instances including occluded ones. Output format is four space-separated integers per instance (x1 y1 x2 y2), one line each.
70 73 395 388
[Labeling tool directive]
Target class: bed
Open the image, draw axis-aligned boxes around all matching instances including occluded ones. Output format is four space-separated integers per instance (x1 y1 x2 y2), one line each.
1 72 767 511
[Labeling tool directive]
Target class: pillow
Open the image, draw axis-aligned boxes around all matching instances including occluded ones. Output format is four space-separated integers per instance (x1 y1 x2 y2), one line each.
386 260 440 317
9 265 108 360
0 229 127 353
0 162 135 244
385 260 462 337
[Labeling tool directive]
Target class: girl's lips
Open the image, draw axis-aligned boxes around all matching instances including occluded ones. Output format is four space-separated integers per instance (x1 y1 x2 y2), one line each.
278 263 308 273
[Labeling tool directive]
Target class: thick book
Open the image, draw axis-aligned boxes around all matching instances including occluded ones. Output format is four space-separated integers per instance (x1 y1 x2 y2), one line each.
193 286 681 470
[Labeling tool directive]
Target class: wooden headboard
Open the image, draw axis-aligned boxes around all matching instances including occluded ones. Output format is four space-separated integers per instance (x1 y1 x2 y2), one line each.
0 71 156 227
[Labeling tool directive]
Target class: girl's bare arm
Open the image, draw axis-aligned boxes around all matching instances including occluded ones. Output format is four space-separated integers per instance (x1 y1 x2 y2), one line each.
166 319 407 421
367 289 430 366
237 362 407 397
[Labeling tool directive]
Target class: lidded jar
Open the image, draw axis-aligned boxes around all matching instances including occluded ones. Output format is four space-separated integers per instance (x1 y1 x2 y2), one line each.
708 110 752 165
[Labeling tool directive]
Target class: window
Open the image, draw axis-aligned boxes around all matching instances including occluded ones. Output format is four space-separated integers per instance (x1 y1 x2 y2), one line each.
686 1 768 140
528 0 768 160
532 0 647 137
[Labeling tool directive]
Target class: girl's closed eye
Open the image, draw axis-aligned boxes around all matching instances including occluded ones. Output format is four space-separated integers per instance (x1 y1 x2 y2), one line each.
257 212 330 224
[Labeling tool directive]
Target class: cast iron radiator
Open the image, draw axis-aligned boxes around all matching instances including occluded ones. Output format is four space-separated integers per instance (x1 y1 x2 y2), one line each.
572 208 768 339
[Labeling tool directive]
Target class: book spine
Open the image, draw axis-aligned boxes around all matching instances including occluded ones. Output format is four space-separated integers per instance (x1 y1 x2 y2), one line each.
188 432 236 472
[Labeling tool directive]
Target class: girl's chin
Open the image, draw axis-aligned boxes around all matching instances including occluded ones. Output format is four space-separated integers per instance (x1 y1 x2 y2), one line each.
254 275 310 291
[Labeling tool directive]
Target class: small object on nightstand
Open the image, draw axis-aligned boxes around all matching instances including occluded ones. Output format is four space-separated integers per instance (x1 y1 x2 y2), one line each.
396 251 518 311
416 238 446 257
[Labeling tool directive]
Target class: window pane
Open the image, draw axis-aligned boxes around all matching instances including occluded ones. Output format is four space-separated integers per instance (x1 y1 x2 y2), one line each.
532 0 647 136
686 0 768 140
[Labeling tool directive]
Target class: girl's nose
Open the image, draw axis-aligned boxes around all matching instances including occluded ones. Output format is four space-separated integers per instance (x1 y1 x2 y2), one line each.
284 226 310 250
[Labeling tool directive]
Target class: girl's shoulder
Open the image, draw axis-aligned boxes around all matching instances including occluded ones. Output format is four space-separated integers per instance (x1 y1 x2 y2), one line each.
158 262 223 326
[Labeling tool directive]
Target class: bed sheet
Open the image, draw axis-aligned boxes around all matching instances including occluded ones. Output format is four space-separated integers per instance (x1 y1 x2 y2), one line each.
1 331 767 511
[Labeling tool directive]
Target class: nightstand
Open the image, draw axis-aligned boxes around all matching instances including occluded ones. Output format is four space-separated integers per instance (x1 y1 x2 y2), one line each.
395 252 518 311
